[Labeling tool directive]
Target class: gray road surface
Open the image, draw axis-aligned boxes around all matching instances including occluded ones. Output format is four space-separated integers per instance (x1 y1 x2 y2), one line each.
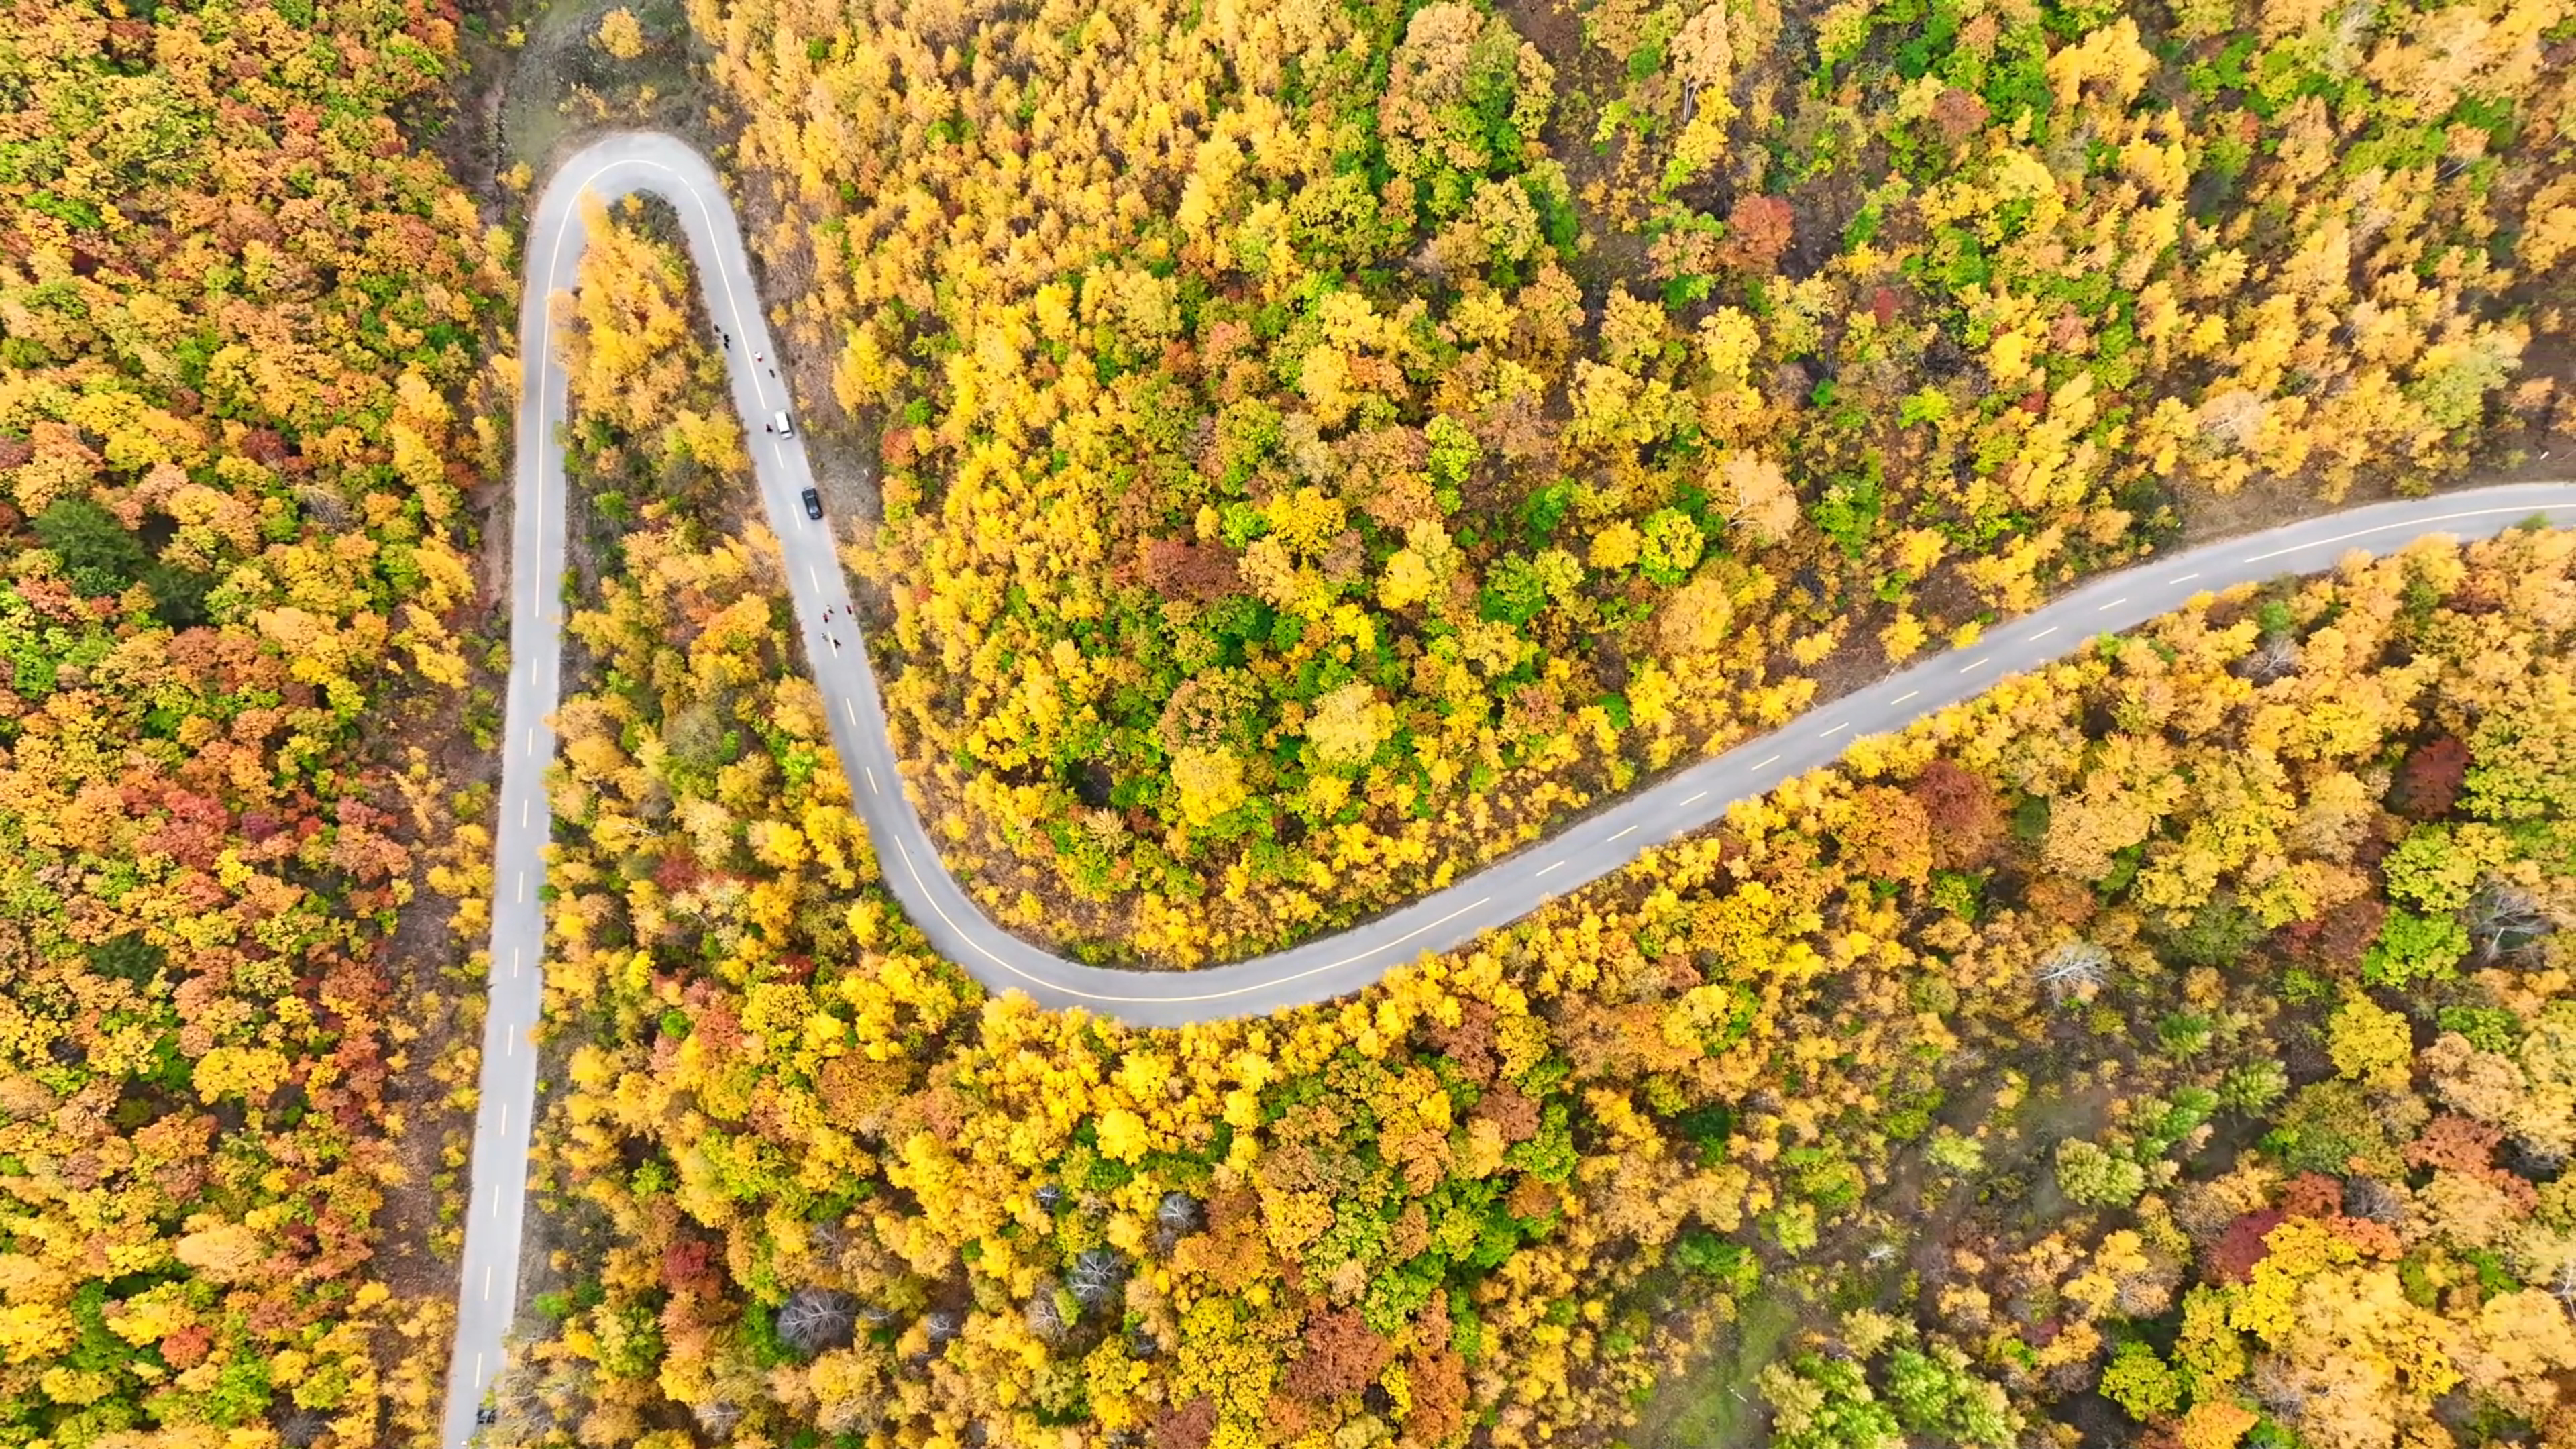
443 129 2576 1440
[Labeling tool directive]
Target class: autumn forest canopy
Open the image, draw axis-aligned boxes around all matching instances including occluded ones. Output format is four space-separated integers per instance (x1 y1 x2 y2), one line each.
707 0 2575 965
0 0 518 1440
0 0 2572 1445
521 237 2576 1449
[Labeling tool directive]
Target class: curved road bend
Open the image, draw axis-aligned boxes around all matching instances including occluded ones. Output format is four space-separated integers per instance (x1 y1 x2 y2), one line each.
445 127 2576 1440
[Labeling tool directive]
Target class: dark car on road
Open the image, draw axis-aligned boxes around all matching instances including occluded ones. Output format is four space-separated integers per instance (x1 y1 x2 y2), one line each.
801 488 824 520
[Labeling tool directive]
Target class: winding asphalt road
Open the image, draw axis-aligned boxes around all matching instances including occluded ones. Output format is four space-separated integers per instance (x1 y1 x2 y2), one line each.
441 129 2576 1439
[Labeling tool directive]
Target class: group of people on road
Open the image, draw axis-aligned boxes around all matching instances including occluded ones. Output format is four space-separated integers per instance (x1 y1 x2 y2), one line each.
715 326 782 381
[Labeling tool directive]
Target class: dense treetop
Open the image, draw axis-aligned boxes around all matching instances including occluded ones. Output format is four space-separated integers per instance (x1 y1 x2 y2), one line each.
688 0 2571 963
494 210 2576 1449
0 0 509 1439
